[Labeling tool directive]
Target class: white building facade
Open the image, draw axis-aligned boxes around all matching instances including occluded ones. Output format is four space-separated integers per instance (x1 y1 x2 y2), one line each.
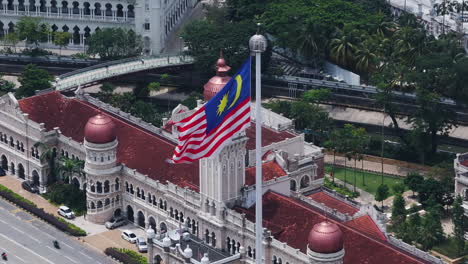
0 0 197 54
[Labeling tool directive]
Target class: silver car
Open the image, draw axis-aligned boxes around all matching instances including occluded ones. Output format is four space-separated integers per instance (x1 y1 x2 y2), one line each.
136 237 148 253
105 217 127 229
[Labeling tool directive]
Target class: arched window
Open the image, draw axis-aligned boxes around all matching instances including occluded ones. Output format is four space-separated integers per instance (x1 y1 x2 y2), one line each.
91 183 95 192
137 187 140 198
104 180 110 193
125 182 129 192
130 184 134 194
105 198 110 206
115 178 120 191
211 232 216 247
175 209 179 220
170 207 174 218
226 237 231 252
148 193 152 203
247 246 252 258
91 202 95 209
180 212 184 223
159 199 164 209
152 195 157 206
96 182 102 193
205 229 210 244
187 217 192 228
141 190 145 200
97 201 102 208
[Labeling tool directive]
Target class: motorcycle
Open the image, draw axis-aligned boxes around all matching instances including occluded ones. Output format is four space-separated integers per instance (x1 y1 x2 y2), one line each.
53 240 60 249
1 252 7 261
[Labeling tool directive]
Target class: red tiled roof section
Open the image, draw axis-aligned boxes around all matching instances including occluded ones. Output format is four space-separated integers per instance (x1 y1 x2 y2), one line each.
245 161 287 186
345 215 387 241
245 125 296 150
18 92 199 191
308 191 359 216
461 159 468 167
236 192 428 264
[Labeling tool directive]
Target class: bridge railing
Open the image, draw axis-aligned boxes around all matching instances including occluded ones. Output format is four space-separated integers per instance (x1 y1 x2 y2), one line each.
54 53 194 91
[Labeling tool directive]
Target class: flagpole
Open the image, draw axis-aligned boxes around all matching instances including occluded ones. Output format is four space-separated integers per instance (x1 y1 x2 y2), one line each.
250 24 267 264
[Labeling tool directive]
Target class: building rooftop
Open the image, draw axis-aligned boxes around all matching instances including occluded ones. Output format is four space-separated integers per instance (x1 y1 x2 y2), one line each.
235 191 428 264
345 215 387 241
245 160 287 186
307 191 359 216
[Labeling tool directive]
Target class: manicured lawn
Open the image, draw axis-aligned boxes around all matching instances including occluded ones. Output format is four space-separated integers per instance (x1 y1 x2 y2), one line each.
325 165 405 196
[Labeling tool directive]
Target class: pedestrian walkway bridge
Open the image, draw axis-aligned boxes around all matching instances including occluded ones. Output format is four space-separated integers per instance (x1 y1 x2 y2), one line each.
53 54 194 91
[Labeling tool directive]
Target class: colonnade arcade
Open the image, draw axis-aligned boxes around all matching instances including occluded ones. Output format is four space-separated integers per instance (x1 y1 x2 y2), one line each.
0 0 135 22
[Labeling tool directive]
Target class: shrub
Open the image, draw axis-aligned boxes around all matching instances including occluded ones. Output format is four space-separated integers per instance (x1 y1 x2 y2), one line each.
324 177 360 198
104 248 147 264
0 184 36 207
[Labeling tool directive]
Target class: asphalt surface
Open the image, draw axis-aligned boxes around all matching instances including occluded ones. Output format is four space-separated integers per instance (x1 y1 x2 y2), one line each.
0 198 115 264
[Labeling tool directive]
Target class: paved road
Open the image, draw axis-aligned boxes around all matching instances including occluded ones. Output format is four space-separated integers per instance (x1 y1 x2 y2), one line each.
0 198 115 264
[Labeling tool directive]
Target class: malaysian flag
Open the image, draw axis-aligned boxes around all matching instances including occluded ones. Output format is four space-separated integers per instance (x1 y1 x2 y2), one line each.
169 58 251 163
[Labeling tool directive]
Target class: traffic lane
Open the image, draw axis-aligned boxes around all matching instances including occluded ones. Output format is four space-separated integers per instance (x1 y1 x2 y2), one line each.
0 198 114 264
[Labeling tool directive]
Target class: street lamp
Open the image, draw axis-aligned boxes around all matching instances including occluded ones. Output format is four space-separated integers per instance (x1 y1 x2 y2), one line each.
179 36 183 57
249 23 267 264
146 228 155 264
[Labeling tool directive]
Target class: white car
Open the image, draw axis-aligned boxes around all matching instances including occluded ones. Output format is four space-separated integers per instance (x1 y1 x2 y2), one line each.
121 230 138 243
136 237 148 252
57 206 75 219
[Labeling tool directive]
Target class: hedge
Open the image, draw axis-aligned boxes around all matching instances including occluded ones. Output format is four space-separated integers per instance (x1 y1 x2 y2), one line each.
0 184 37 207
0 184 86 236
104 248 147 264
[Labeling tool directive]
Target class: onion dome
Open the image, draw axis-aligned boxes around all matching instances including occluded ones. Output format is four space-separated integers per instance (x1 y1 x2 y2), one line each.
308 221 344 254
203 51 231 101
84 114 116 144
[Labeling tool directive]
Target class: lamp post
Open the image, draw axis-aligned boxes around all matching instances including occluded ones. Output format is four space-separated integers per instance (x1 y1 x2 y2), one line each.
147 228 155 264
249 24 267 264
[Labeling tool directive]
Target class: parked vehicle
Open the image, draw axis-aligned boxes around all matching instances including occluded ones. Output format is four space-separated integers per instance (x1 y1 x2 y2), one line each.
121 230 138 243
136 237 148 253
0 167 6 176
21 181 39 193
105 217 127 229
57 205 75 219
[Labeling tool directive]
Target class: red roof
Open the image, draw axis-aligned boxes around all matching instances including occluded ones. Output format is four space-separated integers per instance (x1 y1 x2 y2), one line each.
19 92 200 191
461 159 468 167
308 191 359 216
245 125 296 150
245 161 287 186
235 192 427 264
345 215 387 241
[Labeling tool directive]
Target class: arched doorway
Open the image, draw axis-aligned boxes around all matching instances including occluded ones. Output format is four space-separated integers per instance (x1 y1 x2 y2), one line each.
154 255 162 264
18 163 25 179
32 170 40 186
160 222 167 233
137 211 145 228
1 155 7 171
71 177 80 189
148 216 156 230
300 175 310 189
290 180 296 191
127 205 134 222
114 208 121 217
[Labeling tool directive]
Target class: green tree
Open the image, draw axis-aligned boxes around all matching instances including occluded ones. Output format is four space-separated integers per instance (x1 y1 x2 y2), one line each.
181 92 203 109
453 195 465 255
392 193 406 226
56 157 83 183
324 129 339 183
329 27 358 68
16 17 50 47
290 101 333 144
52 31 71 56
420 206 445 250
392 183 406 195
3 32 20 53
0 74 15 95
148 82 161 93
100 82 115 95
302 88 331 103
34 142 57 184
404 173 424 197
376 184 389 210
16 64 53 98
87 28 143 60
408 209 422 242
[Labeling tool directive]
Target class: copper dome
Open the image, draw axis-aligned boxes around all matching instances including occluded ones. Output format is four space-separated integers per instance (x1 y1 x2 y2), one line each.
84 114 117 144
308 221 344 254
203 53 231 101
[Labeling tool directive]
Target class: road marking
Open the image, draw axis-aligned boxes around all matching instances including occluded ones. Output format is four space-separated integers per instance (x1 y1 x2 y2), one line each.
62 242 73 249
15 255 26 263
0 233 55 264
10 226 25 234
46 245 56 251
64 256 78 263
80 251 93 259
25 234 41 243
0 219 6 224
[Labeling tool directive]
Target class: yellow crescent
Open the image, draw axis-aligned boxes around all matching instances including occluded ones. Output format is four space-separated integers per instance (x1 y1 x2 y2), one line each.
228 75 242 109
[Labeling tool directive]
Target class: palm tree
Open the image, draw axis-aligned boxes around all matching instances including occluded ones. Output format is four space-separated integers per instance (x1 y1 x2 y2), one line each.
434 0 454 35
56 157 82 183
34 142 57 184
354 45 378 75
329 28 358 68
296 22 323 68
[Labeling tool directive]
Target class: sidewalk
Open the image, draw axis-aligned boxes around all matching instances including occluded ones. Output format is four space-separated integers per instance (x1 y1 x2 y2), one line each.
0 174 146 258
325 154 430 177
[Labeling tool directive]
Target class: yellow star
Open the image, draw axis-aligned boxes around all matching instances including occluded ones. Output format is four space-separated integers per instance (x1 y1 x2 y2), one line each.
217 93 229 115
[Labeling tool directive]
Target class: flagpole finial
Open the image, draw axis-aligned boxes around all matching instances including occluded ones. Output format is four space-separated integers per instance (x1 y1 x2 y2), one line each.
256 23 261 34
219 49 224 59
